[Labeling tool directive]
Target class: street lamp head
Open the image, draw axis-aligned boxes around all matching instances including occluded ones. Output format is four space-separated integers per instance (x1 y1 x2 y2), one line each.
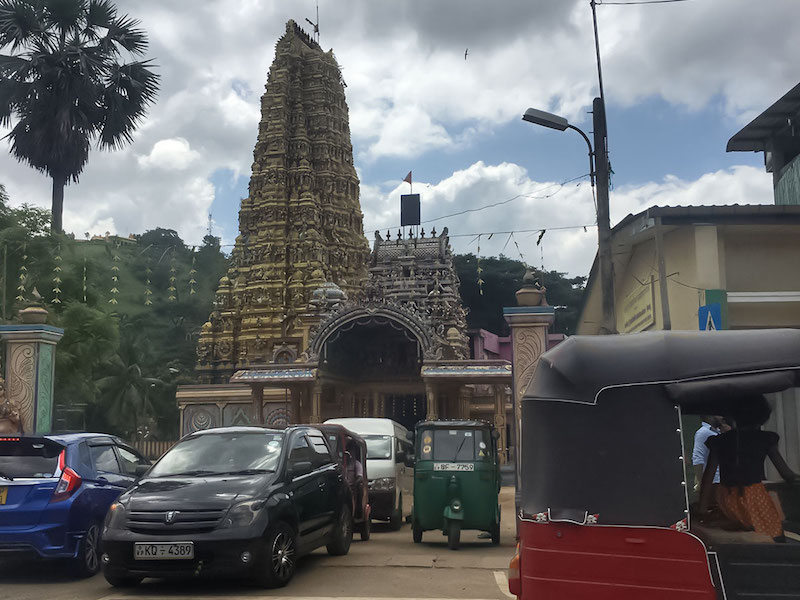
522 107 569 132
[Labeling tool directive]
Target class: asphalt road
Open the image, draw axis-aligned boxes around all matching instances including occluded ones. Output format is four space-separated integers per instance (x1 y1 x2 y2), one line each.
0 488 517 600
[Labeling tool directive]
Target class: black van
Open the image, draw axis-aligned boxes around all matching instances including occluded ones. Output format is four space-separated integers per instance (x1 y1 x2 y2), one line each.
101 426 352 588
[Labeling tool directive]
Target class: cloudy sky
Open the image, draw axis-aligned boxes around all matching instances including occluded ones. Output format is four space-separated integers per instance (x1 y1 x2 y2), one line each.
1 0 796 276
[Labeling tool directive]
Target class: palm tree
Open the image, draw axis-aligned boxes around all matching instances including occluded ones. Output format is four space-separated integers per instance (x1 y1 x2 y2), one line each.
97 329 164 437
0 0 159 232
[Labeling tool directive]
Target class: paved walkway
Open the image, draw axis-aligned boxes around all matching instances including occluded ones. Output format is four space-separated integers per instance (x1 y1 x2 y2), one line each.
1 487 517 600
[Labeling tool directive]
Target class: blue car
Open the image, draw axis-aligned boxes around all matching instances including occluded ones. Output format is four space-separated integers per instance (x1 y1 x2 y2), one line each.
0 433 150 576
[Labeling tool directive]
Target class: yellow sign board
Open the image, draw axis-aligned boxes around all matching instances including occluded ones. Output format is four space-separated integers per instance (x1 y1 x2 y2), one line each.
621 279 655 333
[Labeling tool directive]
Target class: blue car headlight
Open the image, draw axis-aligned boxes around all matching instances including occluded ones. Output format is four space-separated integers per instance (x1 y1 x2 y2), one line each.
220 500 265 529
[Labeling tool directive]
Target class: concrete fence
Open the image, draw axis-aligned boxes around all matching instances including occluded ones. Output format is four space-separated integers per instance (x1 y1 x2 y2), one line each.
133 439 177 461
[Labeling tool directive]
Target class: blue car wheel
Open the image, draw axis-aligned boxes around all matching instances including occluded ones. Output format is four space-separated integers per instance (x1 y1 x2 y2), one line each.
73 523 101 577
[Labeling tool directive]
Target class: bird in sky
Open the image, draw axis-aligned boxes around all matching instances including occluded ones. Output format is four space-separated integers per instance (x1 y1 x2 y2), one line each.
464 48 469 60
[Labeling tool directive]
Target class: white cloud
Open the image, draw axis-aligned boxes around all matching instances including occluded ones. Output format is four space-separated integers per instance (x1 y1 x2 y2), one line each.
137 138 200 170
360 162 774 276
0 0 793 264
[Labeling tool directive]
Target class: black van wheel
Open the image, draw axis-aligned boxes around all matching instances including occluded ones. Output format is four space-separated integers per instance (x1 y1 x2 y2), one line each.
254 522 297 588
104 572 143 588
359 515 371 541
327 505 353 556
447 520 461 550
390 495 403 531
73 523 101 577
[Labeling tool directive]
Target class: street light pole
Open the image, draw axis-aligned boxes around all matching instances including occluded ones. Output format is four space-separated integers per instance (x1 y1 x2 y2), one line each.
522 102 616 333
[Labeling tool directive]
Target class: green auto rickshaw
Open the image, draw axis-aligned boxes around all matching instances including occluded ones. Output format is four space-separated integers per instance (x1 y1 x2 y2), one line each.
410 420 501 549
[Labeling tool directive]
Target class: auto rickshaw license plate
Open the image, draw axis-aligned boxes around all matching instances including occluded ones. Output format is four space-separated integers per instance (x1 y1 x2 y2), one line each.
433 463 474 472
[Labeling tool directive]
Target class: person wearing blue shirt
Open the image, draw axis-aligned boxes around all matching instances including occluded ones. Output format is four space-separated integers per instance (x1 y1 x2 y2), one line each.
692 416 727 491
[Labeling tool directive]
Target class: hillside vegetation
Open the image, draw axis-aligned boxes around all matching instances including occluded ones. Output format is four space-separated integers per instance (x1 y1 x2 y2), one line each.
0 186 584 440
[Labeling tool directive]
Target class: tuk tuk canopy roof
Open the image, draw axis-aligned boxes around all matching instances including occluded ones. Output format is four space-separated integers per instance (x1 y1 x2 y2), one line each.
525 329 800 407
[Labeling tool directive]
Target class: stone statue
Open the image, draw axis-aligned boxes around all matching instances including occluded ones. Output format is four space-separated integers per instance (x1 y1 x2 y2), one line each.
0 379 23 435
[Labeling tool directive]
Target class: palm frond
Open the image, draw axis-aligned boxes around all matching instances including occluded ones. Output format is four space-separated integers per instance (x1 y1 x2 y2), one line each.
106 13 145 54
99 59 157 149
0 52 32 78
85 0 113 30
41 0 84 40
0 0 45 51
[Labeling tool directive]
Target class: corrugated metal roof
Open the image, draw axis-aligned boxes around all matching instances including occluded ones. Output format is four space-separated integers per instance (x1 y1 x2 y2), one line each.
613 204 800 232
727 82 800 152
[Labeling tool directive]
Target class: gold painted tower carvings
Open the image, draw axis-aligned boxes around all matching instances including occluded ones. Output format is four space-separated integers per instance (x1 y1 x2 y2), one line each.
196 21 369 383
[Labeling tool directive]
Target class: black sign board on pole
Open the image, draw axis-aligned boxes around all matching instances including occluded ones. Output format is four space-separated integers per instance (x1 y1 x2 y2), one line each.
401 194 421 226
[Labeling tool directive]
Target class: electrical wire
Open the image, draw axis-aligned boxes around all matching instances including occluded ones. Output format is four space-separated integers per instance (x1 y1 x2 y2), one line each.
420 173 590 224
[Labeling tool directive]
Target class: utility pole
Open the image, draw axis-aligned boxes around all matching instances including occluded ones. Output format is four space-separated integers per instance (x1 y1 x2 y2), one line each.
592 97 616 334
590 0 616 334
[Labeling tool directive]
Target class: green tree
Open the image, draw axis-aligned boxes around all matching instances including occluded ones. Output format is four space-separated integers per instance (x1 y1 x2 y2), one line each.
54 302 119 428
96 324 164 437
0 0 159 232
454 254 586 336
12 203 50 236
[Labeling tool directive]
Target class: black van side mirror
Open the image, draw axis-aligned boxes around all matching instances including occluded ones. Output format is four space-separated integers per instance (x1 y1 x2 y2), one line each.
134 464 150 477
288 461 313 478
406 431 415 442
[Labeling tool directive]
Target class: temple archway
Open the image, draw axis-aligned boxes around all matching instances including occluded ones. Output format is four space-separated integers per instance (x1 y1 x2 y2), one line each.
308 304 434 428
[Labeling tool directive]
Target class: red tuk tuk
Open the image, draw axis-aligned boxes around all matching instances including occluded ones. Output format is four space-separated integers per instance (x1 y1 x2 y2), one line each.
509 330 800 599
316 424 371 541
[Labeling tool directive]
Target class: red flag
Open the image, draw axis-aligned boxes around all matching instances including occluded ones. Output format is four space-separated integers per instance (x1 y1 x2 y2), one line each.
403 171 412 184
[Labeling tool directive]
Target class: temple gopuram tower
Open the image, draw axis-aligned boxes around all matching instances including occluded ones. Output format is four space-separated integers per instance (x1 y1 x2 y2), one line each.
196 20 369 383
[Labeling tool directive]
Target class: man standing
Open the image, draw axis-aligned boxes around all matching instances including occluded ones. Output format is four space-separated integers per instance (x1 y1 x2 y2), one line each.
692 416 727 492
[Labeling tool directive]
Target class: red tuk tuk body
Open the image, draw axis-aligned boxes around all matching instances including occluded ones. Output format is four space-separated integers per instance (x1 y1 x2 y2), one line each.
509 330 800 600
315 424 371 541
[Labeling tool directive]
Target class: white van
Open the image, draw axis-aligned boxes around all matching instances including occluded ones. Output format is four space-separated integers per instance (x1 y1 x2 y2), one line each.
324 418 413 529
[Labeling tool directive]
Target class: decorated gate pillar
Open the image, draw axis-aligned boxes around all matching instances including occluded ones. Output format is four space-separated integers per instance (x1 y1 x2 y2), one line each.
0 307 64 435
493 384 508 464
425 381 438 420
503 270 554 468
310 381 323 424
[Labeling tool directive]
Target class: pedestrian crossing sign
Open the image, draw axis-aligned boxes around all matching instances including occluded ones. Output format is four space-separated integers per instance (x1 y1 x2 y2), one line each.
698 303 722 330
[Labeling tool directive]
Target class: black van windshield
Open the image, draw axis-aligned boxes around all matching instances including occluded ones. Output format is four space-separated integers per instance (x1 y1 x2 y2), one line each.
149 431 284 477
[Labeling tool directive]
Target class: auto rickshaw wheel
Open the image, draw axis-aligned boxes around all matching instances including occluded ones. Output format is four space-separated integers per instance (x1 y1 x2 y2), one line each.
447 520 461 550
490 519 500 545
359 515 371 541
412 522 422 543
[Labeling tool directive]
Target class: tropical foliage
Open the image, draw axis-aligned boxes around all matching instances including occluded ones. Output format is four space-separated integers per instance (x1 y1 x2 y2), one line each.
455 254 586 335
0 0 159 232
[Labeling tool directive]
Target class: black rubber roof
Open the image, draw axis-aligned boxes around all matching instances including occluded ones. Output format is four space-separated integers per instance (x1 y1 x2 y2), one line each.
525 329 800 405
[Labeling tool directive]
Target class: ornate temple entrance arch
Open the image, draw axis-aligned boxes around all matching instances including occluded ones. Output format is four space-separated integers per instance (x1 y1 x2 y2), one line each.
305 302 437 428
308 302 435 363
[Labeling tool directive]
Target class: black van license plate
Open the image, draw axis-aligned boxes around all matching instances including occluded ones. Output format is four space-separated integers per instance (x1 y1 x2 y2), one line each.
134 542 194 560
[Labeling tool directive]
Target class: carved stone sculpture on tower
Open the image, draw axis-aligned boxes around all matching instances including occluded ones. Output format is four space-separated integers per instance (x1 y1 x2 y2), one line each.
196 20 369 383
